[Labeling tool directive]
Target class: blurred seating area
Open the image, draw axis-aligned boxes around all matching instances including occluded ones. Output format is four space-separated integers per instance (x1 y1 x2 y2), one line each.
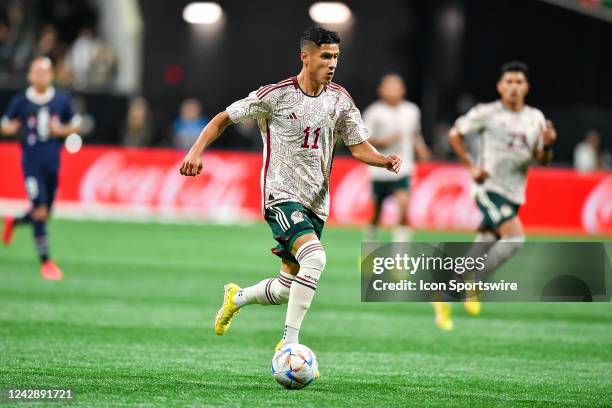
0 0 609 166
0 0 117 91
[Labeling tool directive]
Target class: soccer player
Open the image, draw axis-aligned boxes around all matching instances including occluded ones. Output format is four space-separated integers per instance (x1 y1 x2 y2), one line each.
1 57 81 280
362 73 430 242
179 27 402 354
432 61 557 330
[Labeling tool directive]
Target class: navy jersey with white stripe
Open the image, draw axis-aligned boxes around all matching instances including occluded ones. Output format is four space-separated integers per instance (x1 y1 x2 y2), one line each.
3 86 76 170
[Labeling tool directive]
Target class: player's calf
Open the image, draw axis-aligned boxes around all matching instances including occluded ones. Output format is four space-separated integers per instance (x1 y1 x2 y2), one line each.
233 271 295 307
460 230 498 279
31 205 51 264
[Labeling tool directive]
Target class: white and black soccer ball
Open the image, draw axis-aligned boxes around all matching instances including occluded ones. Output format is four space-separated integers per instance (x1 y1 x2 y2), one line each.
271 343 318 389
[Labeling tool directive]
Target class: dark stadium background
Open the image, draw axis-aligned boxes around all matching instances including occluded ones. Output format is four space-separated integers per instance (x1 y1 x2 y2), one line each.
0 0 610 162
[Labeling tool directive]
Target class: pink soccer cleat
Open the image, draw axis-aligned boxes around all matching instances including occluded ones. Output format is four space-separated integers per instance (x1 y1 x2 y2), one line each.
40 260 64 281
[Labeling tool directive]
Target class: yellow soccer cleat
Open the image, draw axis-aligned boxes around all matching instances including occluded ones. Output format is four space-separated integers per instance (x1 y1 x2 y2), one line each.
432 302 454 331
463 299 482 316
214 283 241 335
462 274 482 316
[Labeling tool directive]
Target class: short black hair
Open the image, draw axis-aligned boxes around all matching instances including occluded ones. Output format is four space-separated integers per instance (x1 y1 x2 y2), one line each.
300 26 340 49
500 61 529 81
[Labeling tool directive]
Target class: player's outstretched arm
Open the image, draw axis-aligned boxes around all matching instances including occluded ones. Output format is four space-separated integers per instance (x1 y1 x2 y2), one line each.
368 132 401 149
180 111 233 177
0 118 21 136
534 120 556 166
348 140 401 173
448 127 487 183
50 117 81 138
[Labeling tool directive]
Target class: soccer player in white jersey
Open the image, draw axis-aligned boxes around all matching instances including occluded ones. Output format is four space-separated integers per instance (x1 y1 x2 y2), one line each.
432 61 557 330
179 27 402 356
363 73 430 242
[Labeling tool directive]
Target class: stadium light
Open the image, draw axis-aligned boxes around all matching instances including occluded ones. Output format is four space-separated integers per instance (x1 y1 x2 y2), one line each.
183 2 223 24
309 2 352 24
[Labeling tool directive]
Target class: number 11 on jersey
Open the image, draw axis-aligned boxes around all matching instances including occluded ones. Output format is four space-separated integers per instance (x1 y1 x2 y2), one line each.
301 127 321 149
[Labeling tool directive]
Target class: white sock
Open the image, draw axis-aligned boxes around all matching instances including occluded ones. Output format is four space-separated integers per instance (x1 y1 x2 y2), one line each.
479 235 525 279
283 325 299 345
464 231 498 261
283 240 326 345
392 226 412 242
233 271 295 307
364 225 377 241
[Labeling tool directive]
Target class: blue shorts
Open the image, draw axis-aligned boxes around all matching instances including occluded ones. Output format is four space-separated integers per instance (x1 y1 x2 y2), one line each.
22 165 59 208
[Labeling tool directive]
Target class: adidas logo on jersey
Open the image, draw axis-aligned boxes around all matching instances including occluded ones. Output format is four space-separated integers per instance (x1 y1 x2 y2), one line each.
286 112 297 120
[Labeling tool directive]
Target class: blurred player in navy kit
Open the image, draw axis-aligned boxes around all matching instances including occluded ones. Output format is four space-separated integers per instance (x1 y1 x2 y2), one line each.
2 57 81 280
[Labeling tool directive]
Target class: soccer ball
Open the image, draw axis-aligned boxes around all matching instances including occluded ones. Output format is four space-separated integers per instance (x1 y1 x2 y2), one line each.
271 343 318 389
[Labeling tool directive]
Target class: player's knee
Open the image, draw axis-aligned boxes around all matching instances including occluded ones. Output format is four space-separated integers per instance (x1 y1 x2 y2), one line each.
281 258 300 275
475 231 497 243
395 191 409 208
502 235 525 244
311 249 326 271
32 206 49 221
296 241 326 272
500 235 525 253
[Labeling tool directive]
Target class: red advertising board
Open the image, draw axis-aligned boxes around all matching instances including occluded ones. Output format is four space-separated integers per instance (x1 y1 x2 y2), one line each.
0 143 610 235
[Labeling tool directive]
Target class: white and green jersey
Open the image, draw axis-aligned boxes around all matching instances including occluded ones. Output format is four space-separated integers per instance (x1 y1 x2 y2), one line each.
226 77 370 221
363 100 420 181
455 100 546 205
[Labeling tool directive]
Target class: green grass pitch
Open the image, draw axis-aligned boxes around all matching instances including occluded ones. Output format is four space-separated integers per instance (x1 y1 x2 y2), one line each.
1 219 611 407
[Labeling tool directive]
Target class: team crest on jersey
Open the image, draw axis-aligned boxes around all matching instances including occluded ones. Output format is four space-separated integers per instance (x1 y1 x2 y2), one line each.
27 115 36 128
500 204 513 218
291 210 304 224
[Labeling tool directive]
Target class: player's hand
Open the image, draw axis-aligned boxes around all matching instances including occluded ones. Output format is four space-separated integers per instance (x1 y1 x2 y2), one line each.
470 166 488 184
541 120 557 147
180 151 203 177
1 120 20 136
385 155 402 174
